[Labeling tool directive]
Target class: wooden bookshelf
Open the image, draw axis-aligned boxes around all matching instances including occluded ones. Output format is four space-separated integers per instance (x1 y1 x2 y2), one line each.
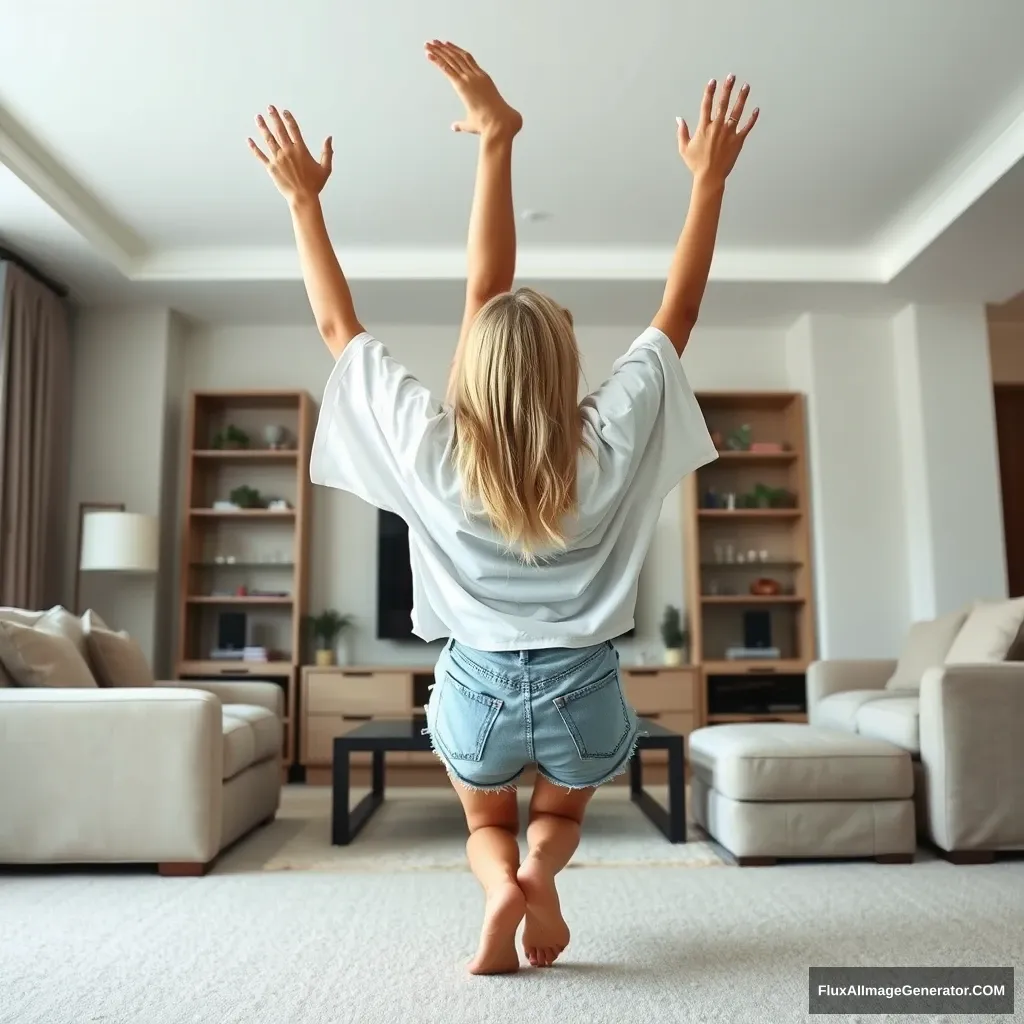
683 391 817 723
174 389 315 767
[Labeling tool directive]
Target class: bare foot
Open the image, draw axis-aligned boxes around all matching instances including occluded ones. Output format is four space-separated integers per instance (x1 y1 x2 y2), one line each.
517 854 570 967
467 879 526 975
425 40 523 138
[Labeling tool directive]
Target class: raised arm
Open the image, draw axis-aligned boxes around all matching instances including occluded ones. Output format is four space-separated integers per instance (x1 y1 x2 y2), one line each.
652 76 758 356
248 107 364 359
425 41 522 396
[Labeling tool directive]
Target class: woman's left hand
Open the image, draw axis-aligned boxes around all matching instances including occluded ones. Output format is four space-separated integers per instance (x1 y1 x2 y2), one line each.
248 106 332 206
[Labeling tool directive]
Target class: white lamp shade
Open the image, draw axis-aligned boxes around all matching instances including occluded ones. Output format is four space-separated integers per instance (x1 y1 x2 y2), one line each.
80 512 160 572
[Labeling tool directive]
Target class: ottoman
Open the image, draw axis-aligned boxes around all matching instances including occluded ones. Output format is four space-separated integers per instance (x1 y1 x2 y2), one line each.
689 723 916 865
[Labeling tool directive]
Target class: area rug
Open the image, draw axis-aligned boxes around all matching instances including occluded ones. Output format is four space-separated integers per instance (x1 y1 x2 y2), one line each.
226 785 724 873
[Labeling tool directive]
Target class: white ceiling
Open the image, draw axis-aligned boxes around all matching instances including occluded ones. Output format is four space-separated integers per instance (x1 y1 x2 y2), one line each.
2 0 1024 324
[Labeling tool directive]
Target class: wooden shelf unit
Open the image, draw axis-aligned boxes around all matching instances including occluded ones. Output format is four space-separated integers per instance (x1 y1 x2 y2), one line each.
175 389 315 767
683 391 817 723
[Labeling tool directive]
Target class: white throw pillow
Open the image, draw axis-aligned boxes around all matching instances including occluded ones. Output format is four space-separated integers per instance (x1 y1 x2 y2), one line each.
885 607 970 690
945 597 1024 665
0 620 98 688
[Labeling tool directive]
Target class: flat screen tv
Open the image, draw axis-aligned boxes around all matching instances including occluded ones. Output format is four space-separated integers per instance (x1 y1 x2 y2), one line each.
376 509 635 641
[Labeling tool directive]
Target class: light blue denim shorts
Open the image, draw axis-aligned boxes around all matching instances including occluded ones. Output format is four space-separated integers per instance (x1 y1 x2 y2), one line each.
425 639 641 791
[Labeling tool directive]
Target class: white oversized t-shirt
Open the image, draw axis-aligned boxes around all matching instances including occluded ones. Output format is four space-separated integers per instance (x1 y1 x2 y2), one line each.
310 326 717 650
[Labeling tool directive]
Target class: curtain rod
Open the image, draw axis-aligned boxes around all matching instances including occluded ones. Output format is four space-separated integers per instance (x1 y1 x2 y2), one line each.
0 245 69 299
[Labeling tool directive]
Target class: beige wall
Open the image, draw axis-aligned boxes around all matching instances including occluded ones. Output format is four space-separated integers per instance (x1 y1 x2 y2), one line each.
989 319 1024 383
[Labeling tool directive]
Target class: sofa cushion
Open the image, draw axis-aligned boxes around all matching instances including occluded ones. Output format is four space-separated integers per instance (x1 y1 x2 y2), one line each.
945 597 1024 665
688 723 913 802
223 705 281 764
813 689 906 732
886 608 969 690
81 610 155 687
36 606 91 665
222 715 257 780
0 660 12 687
0 607 44 628
856 696 920 754
0 620 98 688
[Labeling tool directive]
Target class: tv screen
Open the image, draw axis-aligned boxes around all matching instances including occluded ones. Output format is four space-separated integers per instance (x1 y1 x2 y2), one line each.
376 509 635 641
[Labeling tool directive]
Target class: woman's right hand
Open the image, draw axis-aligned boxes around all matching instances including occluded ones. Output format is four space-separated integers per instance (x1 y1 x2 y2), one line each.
248 106 333 207
677 76 758 185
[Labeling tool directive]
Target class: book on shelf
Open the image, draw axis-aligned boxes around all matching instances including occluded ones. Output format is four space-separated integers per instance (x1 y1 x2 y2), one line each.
725 646 782 660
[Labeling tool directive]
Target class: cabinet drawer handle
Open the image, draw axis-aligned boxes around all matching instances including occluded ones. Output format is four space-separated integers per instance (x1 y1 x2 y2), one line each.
220 667 249 675
342 714 373 722
341 671 373 678
629 669 659 677
748 667 778 675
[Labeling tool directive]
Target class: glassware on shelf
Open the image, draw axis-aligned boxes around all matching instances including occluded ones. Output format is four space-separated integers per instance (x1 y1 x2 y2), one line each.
713 543 725 564
759 549 769 562
724 543 735 564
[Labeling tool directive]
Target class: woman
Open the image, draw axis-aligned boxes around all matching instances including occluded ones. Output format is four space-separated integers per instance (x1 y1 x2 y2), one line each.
248 40 757 975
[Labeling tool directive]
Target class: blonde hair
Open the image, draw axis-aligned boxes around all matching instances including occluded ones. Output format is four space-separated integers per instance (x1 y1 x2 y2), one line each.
450 287 583 558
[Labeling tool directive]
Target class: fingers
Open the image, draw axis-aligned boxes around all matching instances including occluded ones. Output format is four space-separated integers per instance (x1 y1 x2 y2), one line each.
425 39 460 77
676 116 690 149
699 79 715 129
737 106 760 139
247 138 269 165
320 135 333 172
282 109 305 146
254 113 281 154
445 41 479 75
267 105 292 145
715 74 735 122
728 83 750 129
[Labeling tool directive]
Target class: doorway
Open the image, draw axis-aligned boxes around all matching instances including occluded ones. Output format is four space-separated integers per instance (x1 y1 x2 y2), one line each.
994 385 1024 597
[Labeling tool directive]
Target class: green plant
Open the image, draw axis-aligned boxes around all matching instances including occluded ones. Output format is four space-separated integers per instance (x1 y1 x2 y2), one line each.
213 424 251 450
748 483 798 509
306 610 354 650
229 485 264 508
726 424 752 451
660 605 688 650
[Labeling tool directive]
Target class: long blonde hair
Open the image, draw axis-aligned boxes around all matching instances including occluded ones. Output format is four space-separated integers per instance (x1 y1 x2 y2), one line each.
450 287 583 558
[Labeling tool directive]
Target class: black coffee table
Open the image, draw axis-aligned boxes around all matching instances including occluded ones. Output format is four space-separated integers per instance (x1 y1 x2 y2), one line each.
331 716 685 845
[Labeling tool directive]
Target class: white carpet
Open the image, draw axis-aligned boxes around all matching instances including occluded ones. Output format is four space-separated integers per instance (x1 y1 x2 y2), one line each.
240 786 723 872
3 786 1023 1024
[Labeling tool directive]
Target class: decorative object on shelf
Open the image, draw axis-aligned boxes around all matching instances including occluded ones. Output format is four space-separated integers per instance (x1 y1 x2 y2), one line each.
750 441 787 453
660 605 688 666
742 483 798 509
229 485 264 509
726 645 781 660
725 424 752 451
750 578 782 596
759 549 769 562
711 430 725 450
307 610 354 667
262 424 291 450
702 488 721 509
75 506 160 615
266 498 293 511
212 425 251 450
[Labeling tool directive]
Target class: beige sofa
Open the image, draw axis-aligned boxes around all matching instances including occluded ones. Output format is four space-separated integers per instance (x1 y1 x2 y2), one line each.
808 598 1024 862
0 606 282 874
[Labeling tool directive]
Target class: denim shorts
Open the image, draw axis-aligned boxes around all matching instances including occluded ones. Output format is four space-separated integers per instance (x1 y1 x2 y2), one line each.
425 639 641 791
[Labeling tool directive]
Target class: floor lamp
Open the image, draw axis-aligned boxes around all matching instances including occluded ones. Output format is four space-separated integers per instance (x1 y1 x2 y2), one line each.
74 506 160 616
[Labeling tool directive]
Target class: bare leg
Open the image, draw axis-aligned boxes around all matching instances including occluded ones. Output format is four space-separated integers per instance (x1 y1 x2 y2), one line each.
518 777 595 967
451 780 525 975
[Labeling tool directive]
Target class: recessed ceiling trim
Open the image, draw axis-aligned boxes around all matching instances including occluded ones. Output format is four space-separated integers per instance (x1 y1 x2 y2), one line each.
0 105 145 274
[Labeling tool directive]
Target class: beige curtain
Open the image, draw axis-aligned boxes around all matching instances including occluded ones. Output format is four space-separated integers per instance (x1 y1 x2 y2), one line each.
0 262 71 608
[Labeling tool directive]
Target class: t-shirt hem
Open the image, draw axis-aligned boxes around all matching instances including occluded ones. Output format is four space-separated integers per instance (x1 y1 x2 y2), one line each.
433 624 637 651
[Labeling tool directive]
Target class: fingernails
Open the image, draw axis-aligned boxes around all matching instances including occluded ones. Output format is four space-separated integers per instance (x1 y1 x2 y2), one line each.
709 78 716 87
727 74 735 83
675 116 682 126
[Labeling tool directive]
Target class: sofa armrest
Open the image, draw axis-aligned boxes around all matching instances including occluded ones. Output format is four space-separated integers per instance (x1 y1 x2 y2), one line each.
806 659 896 709
0 688 223 864
159 680 284 718
918 663 1024 853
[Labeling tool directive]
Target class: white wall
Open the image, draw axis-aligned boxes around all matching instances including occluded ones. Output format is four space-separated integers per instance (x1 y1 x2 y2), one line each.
182 322 791 664
67 309 181 672
894 304 1007 617
786 314 909 659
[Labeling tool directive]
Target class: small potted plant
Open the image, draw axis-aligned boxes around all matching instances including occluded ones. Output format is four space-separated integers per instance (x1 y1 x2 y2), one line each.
213 425 251 450
229 485 264 509
660 605 689 666
307 610 354 666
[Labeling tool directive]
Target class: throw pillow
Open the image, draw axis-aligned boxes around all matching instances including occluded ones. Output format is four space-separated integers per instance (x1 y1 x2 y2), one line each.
945 597 1024 664
0 620 98 688
35 605 91 664
81 610 155 687
885 607 970 690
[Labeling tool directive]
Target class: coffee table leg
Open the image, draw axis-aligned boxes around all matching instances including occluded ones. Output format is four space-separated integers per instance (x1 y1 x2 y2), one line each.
332 748 386 846
667 738 687 843
630 747 643 796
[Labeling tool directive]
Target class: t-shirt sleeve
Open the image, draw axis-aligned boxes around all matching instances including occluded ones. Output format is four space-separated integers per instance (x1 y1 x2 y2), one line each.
309 333 443 513
582 326 718 497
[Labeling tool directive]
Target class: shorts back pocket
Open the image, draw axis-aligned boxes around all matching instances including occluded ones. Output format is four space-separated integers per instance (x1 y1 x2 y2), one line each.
434 675 502 762
553 669 630 760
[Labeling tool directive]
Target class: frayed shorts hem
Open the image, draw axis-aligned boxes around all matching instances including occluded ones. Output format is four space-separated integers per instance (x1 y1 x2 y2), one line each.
429 748 526 793
537 727 642 791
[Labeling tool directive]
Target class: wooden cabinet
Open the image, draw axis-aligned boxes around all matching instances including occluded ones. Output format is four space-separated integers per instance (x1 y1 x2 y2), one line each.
300 663 702 779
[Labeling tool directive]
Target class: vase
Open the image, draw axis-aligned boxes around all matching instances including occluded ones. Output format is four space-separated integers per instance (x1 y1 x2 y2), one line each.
336 635 351 667
663 647 684 667
315 648 335 667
